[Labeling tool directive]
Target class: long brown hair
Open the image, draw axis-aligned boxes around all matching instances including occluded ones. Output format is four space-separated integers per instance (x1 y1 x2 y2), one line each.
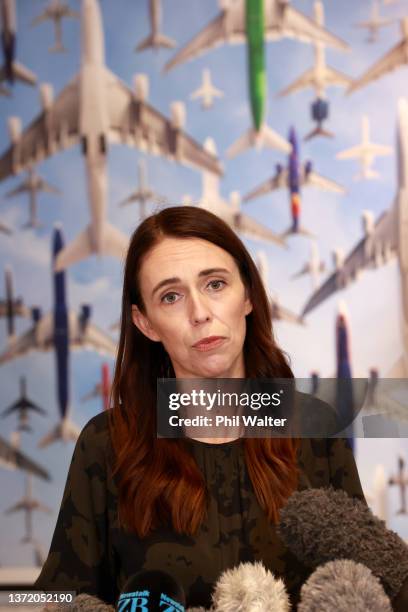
109 206 300 537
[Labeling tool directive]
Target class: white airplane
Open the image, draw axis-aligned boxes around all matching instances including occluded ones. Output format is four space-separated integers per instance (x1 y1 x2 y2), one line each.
256 250 304 325
336 115 392 180
348 18 408 94
184 138 287 249
5 474 52 544
31 0 79 54
277 1 352 102
136 0 176 52
118 159 167 220
190 69 224 110
302 97 408 377
0 0 37 86
291 241 325 290
4 166 60 229
0 0 221 272
354 0 395 43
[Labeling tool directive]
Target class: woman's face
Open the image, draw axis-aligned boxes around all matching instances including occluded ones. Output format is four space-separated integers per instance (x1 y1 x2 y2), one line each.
131 237 253 378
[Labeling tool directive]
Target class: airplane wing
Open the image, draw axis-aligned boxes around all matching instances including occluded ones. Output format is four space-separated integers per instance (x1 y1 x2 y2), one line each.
265 1 349 50
1 398 47 417
271 300 304 325
31 11 49 26
243 170 288 202
0 77 79 181
68 312 117 356
276 68 315 97
105 70 222 176
365 143 393 157
0 312 54 365
0 435 50 480
164 3 246 71
323 66 353 88
303 169 345 194
0 61 37 86
336 144 365 160
233 213 286 248
348 40 406 94
302 206 398 317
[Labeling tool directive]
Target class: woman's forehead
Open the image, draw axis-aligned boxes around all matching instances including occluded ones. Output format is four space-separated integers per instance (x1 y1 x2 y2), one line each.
141 237 238 275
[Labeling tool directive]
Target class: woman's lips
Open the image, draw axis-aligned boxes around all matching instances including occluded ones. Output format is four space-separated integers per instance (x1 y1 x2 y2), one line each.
192 336 226 352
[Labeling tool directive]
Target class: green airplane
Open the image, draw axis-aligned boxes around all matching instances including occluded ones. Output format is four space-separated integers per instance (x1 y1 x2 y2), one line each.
165 0 348 158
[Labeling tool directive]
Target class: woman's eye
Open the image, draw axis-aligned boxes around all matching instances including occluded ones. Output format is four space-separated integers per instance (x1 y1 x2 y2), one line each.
208 279 226 291
161 292 179 304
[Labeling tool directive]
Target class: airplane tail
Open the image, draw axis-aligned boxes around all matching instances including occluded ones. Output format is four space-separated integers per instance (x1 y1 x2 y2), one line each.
38 415 81 449
355 168 380 181
54 222 129 271
280 225 316 240
136 33 176 52
304 125 335 141
226 124 291 159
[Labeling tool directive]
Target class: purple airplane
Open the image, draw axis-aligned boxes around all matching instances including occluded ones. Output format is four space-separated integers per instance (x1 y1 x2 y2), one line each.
243 127 344 238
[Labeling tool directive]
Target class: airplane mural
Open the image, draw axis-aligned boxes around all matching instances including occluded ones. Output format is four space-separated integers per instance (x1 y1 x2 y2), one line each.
301 98 407 377
277 1 353 140
243 126 344 237
291 242 326 290
0 0 222 272
0 0 37 86
348 17 408 94
118 158 167 220
136 0 176 52
3 166 60 229
0 265 29 343
81 361 111 412
256 250 304 325
354 0 395 44
4 474 52 544
1 376 47 432
165 0 348 157
189 68 224 110
31 0 79 54
336 115 392 180
0 226 118 446
185 137 287 247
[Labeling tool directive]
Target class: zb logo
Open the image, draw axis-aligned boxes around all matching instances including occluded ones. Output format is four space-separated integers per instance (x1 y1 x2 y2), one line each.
117 591 185 612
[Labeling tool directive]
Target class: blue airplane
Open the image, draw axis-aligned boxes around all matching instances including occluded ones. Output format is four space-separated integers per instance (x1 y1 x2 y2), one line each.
243 127 344 238
0 225 117 447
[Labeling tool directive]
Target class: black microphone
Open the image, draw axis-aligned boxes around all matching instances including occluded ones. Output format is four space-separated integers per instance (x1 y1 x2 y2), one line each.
277 487 408 611
298 559 392 611
116 570 186 612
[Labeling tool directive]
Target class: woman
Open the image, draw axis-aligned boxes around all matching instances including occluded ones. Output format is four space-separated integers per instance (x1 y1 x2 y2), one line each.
34 206 366 609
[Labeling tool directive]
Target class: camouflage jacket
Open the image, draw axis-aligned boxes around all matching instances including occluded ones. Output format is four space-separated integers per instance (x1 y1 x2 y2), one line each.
33 408 366 609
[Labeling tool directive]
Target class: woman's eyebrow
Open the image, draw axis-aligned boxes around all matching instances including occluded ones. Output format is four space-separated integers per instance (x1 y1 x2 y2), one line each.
151 268 231 297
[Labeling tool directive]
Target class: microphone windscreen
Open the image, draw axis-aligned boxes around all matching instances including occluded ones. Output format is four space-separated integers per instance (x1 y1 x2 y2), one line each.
277 487 408 600
211 561 290 612
117 570 185 611
298 559 392 612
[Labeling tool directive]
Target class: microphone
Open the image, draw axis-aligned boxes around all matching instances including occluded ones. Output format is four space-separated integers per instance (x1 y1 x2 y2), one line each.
298 559 392 612
210 561 290 612
277 487 408 610
116 570 186 611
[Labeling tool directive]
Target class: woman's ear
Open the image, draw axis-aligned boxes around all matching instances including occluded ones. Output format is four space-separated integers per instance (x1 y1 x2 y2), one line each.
131 305 161 342
244 289 253 316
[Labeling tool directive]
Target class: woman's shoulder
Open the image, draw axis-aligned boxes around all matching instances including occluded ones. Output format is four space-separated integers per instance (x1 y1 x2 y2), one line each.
73 409 113 466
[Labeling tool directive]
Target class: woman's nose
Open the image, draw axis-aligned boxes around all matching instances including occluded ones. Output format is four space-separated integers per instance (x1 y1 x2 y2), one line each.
189 292 212 325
